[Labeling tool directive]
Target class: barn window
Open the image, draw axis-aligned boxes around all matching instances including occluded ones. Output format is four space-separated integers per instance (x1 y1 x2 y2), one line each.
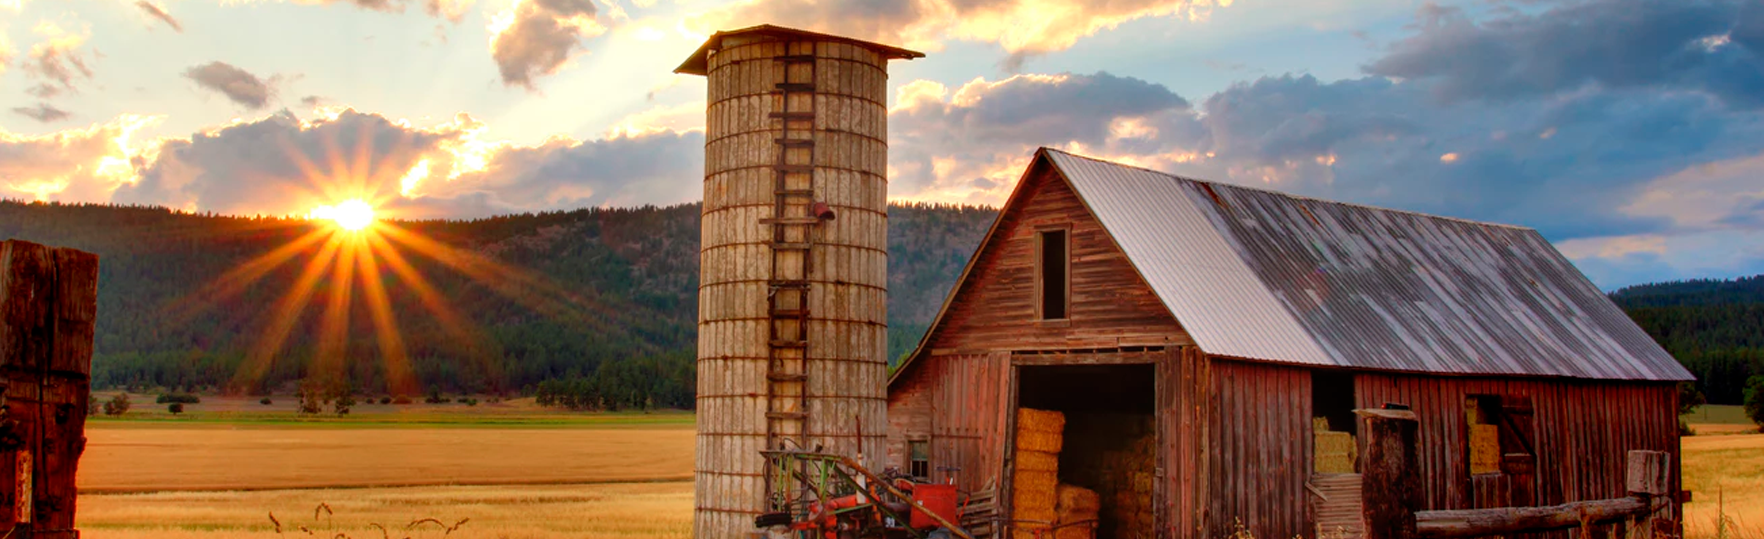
1037 229 1069 320
908 440 931 479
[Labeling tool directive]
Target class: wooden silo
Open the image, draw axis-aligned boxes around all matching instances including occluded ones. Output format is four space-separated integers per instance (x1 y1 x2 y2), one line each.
675 25 923 538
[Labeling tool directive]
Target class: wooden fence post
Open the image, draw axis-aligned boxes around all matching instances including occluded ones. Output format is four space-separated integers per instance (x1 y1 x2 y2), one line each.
1627 450 1669 539
1359 406 1420 539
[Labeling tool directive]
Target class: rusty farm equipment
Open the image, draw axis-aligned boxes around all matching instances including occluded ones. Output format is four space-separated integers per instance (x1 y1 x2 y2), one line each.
755 450 975 539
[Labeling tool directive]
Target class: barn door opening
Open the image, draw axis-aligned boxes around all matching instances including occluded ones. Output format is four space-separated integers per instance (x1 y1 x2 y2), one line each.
1015 362 1156 539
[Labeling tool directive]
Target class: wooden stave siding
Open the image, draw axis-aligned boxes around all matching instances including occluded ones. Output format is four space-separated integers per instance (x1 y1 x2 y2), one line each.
1205 358 1313 539
1156 346 1213 539
1354 374 1681 537
924 162 1189 354
696 38 892 539
885 353 1011 493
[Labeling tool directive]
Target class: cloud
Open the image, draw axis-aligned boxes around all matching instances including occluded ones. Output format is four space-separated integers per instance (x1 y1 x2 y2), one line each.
11 103 71 123
488 0 606 90
1366 0 1764 108
0 35 12 77
301 95 326 107
0 115 160 202
135 1 183 32
184 62 277 110
604 101 705 138
20 22 96 96
685 0 1231 63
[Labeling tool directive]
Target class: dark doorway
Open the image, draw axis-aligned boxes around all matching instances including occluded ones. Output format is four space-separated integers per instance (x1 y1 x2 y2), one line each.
1018 363 1156 539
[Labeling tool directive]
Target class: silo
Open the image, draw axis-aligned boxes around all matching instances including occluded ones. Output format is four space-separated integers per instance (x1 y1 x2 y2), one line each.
676 25 923 538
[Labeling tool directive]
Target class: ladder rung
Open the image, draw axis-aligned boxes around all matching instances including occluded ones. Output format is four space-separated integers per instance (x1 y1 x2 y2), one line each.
768 242 812 250
771 309 809 317
775 188 815 196
775 55 816 64
775 164 813 174
769 112 814 121
767 373 807 382
759 217 821 225
770 340 807 348
767 411 808 420
775 138 814 148
769 280 810 289
775 82 815 92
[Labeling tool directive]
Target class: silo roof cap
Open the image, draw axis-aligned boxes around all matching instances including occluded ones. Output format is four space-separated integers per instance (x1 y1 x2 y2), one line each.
674 24 926 76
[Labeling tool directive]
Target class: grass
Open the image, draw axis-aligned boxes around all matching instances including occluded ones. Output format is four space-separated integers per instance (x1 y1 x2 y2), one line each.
77 483 692 538
1682 433 1764 539
1684 404 1761 436
76 403 697 538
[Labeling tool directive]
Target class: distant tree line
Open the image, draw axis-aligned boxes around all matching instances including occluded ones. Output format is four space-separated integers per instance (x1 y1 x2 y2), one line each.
1612 276 1764 405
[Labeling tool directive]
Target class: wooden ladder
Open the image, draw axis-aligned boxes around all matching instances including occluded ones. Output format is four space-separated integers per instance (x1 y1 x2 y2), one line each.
760 51 818 455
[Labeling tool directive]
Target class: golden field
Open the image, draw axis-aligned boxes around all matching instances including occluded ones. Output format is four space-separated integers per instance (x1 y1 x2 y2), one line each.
1683 405 1764 539
77 401 696 538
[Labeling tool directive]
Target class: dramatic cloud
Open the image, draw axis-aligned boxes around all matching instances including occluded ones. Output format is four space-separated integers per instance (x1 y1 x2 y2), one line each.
0 35 12 78
184 62 277 110
135 0 184 32
686 0 1232 66
489 0 606 90
12 103 71 123
1367 0 1764 108
301 95 326 107
0 115 160 202
20 22 96 96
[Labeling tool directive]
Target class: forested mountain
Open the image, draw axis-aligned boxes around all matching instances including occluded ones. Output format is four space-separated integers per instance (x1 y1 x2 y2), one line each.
6 199 1756 408
0 200 995 406
1611 276 1764 405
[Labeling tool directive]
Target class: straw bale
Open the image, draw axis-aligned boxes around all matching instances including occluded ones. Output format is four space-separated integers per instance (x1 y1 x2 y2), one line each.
1470 424 1500 473
1018 449 1060 472
1056 484 1101 514
1053 525 1096 539
1314 430 1358 474
1016 430 1065 453
1018 408 1067 434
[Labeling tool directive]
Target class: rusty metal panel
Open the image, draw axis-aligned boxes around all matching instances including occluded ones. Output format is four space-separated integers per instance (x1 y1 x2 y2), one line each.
1044 149 1690 382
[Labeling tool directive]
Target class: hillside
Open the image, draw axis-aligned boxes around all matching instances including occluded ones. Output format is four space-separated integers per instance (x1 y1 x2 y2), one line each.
0 200 996 405
1611 276 1764 405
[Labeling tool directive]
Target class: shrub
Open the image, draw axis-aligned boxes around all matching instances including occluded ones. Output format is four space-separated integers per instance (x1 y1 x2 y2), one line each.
1745 375 1764 431
392 395 412 405
168 403 184 415
462 398 479 406
87 395 98 417
156 392 202 405
102 393 131 416
379 397 391 405
333 393 356 416
260 397 273 405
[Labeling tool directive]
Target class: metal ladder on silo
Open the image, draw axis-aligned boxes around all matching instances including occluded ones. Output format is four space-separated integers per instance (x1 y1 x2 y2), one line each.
759 49 819 458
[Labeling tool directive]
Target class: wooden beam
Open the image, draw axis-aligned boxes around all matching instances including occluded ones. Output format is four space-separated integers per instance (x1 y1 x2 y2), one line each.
1626 450 1669 496
1415 496 1662 539
1358 407 1420 539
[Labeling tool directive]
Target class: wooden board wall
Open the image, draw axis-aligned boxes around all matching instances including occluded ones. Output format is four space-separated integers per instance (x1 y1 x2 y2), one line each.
885 353 1011 493
1355 374 1681 535
1155 346 1212 539
1206 358 1313 539
0 240 97 537
919 160 1190 355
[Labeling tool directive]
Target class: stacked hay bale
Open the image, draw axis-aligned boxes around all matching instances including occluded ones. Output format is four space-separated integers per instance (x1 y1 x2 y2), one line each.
1105 430 1156 539
1014 408 1065 539
1054 484 1100 539
1313 417 1359 474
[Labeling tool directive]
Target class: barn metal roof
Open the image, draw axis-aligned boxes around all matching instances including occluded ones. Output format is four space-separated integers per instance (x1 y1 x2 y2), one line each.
1042 148 1692 381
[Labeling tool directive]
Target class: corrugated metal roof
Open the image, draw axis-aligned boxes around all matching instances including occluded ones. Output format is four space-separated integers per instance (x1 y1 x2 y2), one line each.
1045 148 1692 381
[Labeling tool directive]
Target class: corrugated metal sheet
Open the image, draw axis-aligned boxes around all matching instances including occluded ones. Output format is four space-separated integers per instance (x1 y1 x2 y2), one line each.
1045 149 1692 381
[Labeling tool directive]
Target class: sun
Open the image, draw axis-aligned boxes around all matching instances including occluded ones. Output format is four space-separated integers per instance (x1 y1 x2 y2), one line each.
309 199 377 232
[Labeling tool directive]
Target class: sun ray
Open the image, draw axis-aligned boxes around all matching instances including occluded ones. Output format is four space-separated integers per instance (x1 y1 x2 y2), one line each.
356 234 419 396
162 227 329 324
231 235 344 392
364 231 503 387
375 225 606 328
311 235 360 382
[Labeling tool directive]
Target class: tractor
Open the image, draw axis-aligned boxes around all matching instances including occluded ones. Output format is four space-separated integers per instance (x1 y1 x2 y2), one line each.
754 450 975 539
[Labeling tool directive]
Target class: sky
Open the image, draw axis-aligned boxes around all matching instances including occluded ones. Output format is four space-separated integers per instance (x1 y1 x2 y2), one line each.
0 0 1759 290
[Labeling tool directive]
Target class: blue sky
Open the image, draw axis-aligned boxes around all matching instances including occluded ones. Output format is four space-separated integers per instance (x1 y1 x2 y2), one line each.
0 0 1760 290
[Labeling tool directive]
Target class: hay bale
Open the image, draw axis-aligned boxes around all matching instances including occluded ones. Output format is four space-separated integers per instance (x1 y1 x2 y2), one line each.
1470 424 1500 472
1314 430 1358 474
1056 484 1101 514
1016 430 1065 453
1018 449 1060 472
1019 408 1066 434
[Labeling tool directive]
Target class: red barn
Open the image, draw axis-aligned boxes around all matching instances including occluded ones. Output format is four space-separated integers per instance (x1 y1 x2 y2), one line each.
885 148 1690 539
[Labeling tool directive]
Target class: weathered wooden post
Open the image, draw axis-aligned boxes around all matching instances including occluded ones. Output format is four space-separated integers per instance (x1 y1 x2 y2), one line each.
1359 406 1421 539
0 239 99 538
1627 450 1670 539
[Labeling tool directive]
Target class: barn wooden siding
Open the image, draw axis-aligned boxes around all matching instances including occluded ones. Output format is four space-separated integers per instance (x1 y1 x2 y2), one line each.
1355 374 1681 529
918 159 1190 356
694 35 895 539
1155 346 1210 539
1204 358 1314 539
885 352 1010 493
0 240 98 537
